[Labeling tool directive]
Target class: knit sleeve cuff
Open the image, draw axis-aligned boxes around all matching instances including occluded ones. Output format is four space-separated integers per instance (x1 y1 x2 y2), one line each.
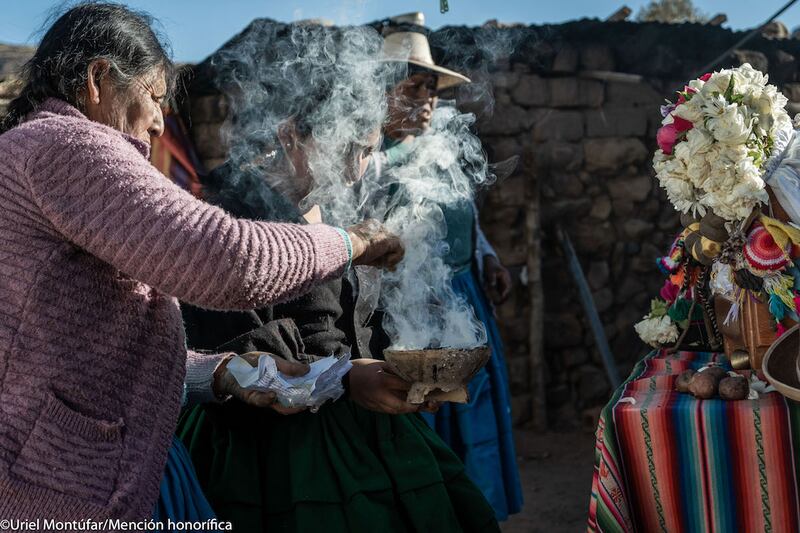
303 223 350 281
184 351 233 406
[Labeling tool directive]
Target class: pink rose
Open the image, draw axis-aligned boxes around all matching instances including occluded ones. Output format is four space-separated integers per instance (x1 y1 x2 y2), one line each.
657 123 679 155
660 279 680 303
699 73 712 82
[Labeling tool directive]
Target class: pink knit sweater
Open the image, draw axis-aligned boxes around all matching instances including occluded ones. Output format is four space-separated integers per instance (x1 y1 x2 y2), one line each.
0 99 349 522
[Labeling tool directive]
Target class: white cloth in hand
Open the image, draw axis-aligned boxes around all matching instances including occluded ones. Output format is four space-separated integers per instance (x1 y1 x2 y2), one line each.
227 354 353 412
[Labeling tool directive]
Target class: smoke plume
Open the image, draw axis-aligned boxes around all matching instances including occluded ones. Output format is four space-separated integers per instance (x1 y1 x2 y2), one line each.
200 18 515 352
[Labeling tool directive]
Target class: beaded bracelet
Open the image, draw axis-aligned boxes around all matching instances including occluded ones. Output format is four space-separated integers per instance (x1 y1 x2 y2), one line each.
334 227 353 270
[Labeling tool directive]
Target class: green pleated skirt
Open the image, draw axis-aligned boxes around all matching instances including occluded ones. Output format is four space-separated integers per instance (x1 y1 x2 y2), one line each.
176 399 500 533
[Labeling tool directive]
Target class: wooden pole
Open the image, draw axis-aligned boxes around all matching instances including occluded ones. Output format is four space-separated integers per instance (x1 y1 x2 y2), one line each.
556 224 622 388
527 174 547 431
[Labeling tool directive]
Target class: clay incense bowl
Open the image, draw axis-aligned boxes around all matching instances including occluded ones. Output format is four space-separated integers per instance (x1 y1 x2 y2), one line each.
383 346 491 404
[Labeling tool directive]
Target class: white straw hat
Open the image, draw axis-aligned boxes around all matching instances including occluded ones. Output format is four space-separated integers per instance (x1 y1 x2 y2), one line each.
381 12 470 90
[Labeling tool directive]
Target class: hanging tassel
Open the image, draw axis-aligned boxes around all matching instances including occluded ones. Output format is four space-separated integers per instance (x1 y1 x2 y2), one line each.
670 272 684 289
777 321 788 338
723 287 745 326
724 300 740 326
769 292 787 321
762 273 780 295
794 293 800 314
763 273 796 309
658 236 686 274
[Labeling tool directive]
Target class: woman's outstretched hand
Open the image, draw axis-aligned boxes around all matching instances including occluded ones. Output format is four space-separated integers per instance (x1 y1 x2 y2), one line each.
213 352 309 415
346 220 405 271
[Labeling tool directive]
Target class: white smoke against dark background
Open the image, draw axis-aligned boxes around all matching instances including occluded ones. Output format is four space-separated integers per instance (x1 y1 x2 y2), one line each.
430 24 526 122
203 17 525 352
376 104 492 350
204 20 392 223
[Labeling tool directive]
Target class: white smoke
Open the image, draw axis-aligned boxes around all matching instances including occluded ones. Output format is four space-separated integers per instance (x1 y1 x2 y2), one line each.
204 19 511 352
372 104 492 350
204 20 392 220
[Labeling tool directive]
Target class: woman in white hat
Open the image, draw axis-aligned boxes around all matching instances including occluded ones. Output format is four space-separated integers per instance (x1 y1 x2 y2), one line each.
370 12 523 521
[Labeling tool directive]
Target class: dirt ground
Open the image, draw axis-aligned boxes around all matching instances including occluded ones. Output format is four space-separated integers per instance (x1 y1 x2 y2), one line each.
500 427 596 533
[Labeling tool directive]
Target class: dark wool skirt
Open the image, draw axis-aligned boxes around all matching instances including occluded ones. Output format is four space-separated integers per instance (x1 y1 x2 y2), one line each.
176 398 499 533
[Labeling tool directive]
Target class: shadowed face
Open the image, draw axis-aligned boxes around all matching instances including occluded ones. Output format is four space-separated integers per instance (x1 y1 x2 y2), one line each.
384 72 438 139
279 122 382 203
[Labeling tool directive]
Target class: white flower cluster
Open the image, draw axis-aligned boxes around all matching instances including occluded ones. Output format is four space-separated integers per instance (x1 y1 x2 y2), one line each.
633 315 680 348
653 64 793 222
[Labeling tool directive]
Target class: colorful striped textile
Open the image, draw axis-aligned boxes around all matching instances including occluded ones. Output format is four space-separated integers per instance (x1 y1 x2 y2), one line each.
588 349 800 532
150 112 206 196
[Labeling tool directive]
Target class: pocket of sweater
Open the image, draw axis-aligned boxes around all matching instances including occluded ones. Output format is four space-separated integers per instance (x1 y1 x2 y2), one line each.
10 390 124 507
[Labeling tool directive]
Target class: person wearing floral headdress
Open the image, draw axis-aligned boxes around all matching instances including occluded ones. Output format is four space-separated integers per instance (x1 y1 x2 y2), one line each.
639 64 799 356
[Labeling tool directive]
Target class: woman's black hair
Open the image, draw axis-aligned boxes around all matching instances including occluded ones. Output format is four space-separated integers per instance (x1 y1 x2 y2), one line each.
0 1 175 133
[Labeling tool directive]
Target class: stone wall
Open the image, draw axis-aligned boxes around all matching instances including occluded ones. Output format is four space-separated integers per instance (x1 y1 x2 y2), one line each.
475 67 673 425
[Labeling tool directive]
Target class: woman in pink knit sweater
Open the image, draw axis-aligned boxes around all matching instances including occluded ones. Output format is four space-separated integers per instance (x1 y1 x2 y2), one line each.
0 2 404 527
